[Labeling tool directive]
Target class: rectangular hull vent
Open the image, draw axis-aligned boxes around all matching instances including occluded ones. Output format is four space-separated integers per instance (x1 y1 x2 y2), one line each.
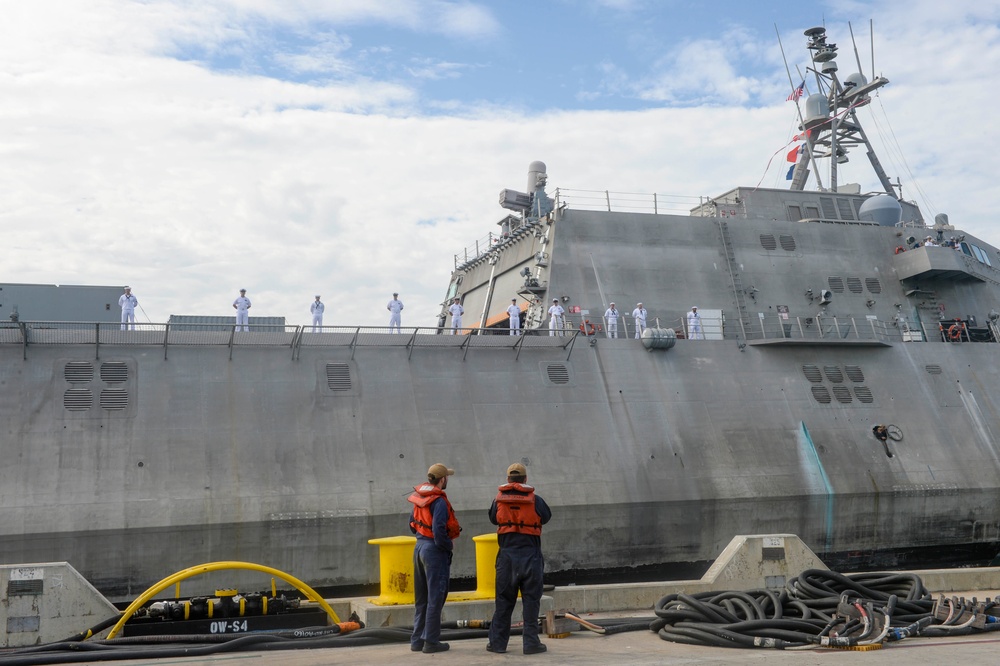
64 362 94 383
100 362 129 383
64 389 93 411
326 363 352 391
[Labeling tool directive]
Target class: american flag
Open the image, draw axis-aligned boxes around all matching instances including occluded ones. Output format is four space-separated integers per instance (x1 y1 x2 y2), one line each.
786 81 805 101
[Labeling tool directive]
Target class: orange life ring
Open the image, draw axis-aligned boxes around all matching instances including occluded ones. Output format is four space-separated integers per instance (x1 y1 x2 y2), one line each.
579 320 596 336
948 324 962 341
894 246 905 254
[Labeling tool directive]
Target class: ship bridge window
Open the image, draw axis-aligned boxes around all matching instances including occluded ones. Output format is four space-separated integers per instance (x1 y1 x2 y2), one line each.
786 205 802 222
804 206 820 219
827 277 845 293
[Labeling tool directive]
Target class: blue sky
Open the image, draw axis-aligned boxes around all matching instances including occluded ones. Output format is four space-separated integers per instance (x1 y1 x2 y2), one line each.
2 1 999 325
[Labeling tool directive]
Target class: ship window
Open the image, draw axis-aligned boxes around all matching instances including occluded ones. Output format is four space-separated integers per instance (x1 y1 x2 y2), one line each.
64 389 93 411
820 197 838 219
801 365 823 382
827 277 845 293
832 385 853 403
545 364 570 385
759 234 777 250
844 365 865 382
865 278 882 294
100 362 128 383
846 277 863 294
65 362 94 383
786 205 802 221
811 386 831 404
804 206 820 219
100 389 129 411
326 363 352 391
959 242 973 257
836 198 856 220
779 235 796 251
823 366 844 383
854 386 874 403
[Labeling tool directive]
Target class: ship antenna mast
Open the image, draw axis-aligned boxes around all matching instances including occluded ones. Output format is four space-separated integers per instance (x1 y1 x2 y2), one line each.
787 24 895 196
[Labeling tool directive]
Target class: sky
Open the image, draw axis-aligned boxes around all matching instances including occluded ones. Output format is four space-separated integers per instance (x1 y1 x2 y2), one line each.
3 0 999 327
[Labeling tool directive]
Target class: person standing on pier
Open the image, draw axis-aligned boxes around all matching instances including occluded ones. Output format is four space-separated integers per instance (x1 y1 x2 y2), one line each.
487 462 552 655
408 463 461 654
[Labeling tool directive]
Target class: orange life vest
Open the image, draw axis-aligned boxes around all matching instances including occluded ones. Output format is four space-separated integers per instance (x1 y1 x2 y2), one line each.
408 484 461 539
495 483 543 536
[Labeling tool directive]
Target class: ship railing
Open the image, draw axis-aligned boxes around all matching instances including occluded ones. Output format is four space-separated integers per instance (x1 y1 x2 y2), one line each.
744 314 896 343
553 188 703 215
0 321 585 361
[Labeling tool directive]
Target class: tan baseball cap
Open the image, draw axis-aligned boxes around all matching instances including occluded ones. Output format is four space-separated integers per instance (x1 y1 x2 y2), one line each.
428 463 455 479
507 462 527 476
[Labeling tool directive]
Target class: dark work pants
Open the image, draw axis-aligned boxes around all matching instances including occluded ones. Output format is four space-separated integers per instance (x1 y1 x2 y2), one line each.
488 547 544 651
411 538 451 648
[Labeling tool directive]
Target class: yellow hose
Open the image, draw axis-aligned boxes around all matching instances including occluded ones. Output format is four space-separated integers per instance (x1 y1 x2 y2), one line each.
106 561 340 639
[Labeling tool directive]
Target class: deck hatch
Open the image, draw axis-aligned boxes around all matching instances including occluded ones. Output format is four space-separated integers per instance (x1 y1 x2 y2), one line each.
759 234 777 250
64 389 93 411
64 362 94 383
325 363 352 391
100 362 128 383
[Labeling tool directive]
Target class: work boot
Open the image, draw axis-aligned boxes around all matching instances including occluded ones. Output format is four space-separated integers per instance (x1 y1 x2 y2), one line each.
487 643 506 653
410 641 424 652
524 643 548 655
423 642 450 653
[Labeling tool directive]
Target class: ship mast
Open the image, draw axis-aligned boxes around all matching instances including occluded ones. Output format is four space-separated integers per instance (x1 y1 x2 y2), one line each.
788 26 894 196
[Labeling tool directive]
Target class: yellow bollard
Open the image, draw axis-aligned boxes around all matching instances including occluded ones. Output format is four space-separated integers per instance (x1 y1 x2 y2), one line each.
472 533 499 598
367 535 416 605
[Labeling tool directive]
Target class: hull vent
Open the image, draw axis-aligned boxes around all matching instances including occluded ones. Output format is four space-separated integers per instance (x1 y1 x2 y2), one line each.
100 361 128 383
926 365 943 374
802 365 823 382
64 362 94 383
844 365 865 382
326 363 352 391
828 277 845 293
854 387 874 403
545 364 570 384
64 389 94 411
759 234 777 250
846 277 863 294
832 385 853 403
779 234 796 251
811 386 832 404
100 389 129 410
823 366 844 383
865 278 882 293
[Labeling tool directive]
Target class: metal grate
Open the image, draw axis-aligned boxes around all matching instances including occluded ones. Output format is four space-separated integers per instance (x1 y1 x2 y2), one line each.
820 197 838 219
865 278 882 294
786 205 802 222
64 362 94 383
844 365 865 382
64 389 93 411
545 364 570 384
836 198 856 220
811 386 832 404
801 365 823 383
823 365 844 383
832 385 853 403
7 580 43 596
854 386 874 403
100 389 129 411
846 277 863 294
325 363 352 391
759 234 777 250
925 365 943 375
778 234 796 251
100 362 128 383
827 277 845 293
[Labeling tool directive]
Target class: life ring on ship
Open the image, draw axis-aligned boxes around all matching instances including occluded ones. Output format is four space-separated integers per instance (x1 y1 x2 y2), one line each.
579 320 596 336
894 246 905 254
947 324 962 341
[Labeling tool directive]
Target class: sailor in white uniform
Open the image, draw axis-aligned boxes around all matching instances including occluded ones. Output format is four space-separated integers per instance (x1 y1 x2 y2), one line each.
448 297 464 334
119 286 138 331
687 306 704 340
548 298 565 336
233 289 251 331
387 292 404 333
604 302 619 339
507 298 521 335
310 295 325 332
632 302 647 339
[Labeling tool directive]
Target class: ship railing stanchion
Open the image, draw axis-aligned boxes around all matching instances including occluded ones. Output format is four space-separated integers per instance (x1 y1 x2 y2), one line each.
228 324 236 361
350 327 360 361
19 320 27 360
290 325 303 361
163 321 171 361
514 327 527 360
406 327 418 360
564 329 579 361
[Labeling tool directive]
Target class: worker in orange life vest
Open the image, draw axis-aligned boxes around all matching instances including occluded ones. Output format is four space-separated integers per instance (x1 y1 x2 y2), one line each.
486 462 552 655
408 463 461 654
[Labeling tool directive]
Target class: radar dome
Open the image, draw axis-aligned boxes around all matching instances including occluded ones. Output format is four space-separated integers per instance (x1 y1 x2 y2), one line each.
803 94 830 127
858 194 902 227
844 72 868 90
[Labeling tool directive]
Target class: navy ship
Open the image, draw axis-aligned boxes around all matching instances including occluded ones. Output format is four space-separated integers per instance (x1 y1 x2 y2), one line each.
3 26 999 602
